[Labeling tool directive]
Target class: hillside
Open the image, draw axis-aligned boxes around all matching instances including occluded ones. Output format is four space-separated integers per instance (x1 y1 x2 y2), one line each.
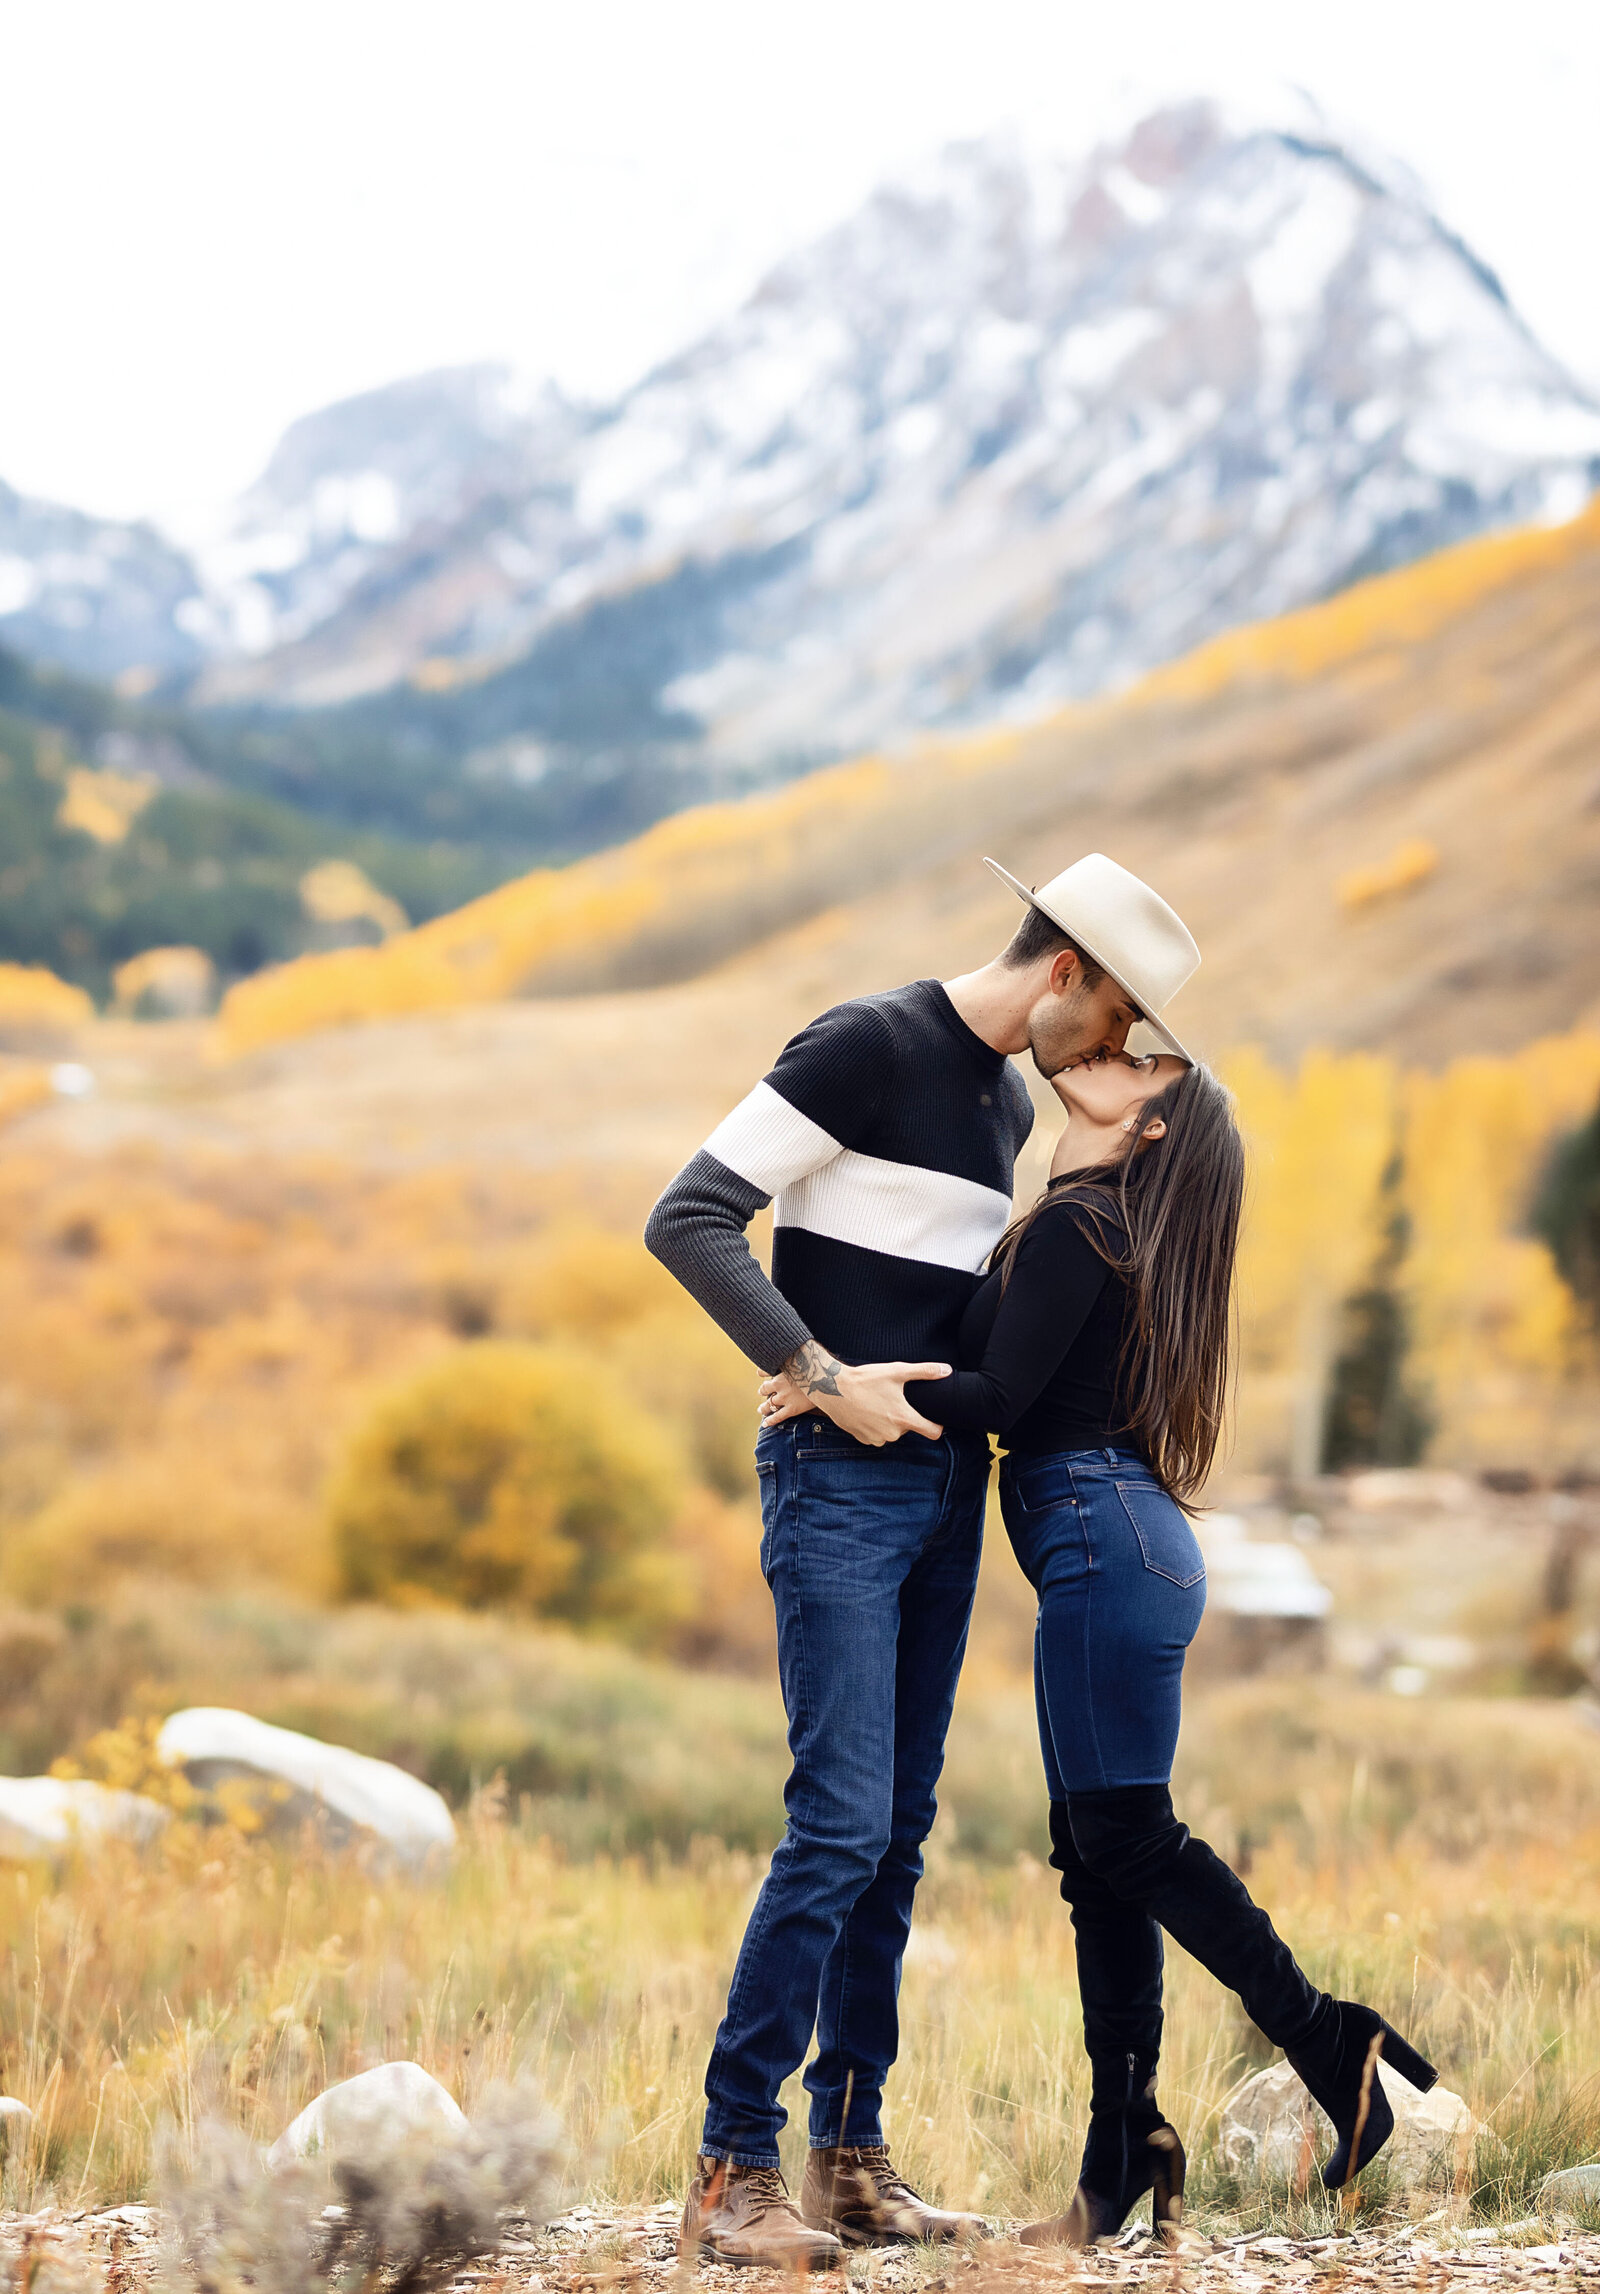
205 492 1600 1082
0 648 497 999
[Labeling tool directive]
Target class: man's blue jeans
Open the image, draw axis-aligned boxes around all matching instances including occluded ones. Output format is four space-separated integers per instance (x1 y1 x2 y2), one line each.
700 1415 990 2168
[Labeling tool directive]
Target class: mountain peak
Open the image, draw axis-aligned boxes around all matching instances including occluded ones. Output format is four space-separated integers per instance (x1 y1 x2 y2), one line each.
5 102 1598 804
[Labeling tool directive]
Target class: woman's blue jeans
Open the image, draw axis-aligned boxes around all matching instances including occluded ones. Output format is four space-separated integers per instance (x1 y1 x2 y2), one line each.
700 1415 990 2168
999 1447 1207 1795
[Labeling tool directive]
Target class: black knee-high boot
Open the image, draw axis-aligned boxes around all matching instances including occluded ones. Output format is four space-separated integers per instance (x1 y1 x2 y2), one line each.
1021 1804 1185 2246
1048 1800 1166 2104
1066 1787 1438 2190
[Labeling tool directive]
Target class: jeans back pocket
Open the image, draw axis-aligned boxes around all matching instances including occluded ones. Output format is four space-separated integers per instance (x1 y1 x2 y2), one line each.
1114 1479 1205 1587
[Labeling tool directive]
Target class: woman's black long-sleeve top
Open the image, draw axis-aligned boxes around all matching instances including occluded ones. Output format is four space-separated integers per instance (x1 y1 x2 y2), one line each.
905 1179 1144 1457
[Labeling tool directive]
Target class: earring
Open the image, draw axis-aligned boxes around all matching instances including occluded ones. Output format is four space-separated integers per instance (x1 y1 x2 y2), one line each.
1122 1118 1135 1132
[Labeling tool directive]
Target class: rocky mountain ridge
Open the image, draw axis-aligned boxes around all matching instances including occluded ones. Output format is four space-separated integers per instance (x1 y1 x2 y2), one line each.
4 103 1598 812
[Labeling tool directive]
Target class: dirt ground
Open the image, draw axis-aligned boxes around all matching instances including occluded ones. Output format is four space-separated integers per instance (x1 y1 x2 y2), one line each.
13 2198 1600 2294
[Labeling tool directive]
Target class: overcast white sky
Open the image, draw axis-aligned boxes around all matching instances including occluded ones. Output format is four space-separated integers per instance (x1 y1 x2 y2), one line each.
3 0 1598 535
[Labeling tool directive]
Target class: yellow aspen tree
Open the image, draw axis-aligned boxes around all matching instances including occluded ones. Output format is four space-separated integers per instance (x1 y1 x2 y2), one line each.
1224 1047 1399 1478
1400 1031 1600 1465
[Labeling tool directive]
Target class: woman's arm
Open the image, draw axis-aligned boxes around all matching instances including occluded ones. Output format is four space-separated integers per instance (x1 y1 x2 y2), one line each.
904 1201 1115 1435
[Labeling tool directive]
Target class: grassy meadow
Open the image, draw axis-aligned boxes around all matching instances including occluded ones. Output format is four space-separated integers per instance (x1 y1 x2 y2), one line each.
6 1659 1600 2228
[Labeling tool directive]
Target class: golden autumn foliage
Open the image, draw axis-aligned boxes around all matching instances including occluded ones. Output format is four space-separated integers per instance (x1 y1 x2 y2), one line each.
1223 1029 1600 1473
328 1339 689 1637
1336 837 1440 912
111 943 217 1017
1401 1034 1600 1461
0 960 93 1032
1224 1047 1400 1476
0 1063 53 1129
0 1031 1593 1657
0 1156 771 1660
1142 492 1600 699
55 762 156 845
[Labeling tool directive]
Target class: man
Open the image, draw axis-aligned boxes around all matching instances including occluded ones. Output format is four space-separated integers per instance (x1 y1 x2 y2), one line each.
645 852 1200 2268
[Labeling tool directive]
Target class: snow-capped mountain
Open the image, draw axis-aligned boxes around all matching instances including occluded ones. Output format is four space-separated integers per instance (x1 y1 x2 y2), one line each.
189 365 585 673
6 103 1599 785
0 480 208 686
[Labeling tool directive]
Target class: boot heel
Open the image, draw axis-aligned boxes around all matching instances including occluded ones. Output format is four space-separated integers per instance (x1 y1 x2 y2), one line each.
1379 2024 1437 2093
1149 2125 1186 2245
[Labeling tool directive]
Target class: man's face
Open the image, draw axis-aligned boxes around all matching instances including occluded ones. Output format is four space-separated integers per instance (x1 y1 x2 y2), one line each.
1025 957 1141 1079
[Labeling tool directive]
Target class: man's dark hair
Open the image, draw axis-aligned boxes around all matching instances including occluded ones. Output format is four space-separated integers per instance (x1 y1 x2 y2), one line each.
1000 901 1107 986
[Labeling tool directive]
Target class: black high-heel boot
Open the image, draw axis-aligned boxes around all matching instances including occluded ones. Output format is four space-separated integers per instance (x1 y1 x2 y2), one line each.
1066 1788 1439 2191
1020 2057 1185 2247
1287 2002 1439 2188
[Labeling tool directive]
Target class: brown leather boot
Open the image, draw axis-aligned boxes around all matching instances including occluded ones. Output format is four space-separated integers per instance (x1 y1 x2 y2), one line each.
800 2145 990 2245
680 2156 843 2270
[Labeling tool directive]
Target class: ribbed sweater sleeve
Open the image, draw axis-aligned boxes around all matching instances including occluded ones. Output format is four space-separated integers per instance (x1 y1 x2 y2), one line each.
644 1150 811 1374
644 1000 898 1373
907 1200 1113 1435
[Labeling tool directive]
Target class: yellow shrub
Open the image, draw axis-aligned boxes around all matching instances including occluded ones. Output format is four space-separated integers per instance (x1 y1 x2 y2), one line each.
0 962 93 1031
50 1716 196 1810
494 1228 762 1498
2 1453 326 1605
328 1340 691 1641
1337 837 1439 911
501 1226 685 1342
0 1064 52 1129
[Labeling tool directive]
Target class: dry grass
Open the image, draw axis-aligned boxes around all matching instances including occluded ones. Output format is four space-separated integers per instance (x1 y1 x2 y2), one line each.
4 1673 1600 2230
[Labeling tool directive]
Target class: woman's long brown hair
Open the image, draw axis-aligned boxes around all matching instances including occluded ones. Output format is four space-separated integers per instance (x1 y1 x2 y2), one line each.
992 1063 1245 1507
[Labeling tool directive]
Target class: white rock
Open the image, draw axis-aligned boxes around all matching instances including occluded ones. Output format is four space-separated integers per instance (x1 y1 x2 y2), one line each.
1218 2058 1479 2187
156 1709 455 1863
1537 2164 1600 2216
0 2096 32 2149
268 2062 468 2168
0 1777 170 1861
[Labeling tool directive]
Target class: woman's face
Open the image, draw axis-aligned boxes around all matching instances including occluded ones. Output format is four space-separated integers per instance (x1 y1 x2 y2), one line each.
1052 1050 1190 1130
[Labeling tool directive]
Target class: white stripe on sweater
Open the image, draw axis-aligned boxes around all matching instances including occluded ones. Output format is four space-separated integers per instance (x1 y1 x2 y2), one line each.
702 1080 844 1195
776 1153 1012 1274
702 1080 1013 1274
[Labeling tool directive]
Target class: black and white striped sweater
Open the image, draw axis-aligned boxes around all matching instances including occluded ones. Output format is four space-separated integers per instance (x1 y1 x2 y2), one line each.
644 980 1035 1374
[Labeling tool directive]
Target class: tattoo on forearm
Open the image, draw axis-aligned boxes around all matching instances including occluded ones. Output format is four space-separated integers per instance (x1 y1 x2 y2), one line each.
785 1340 844 1397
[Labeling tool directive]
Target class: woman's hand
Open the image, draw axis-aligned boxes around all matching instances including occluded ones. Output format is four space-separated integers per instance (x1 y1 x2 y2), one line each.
757 1348 950 1444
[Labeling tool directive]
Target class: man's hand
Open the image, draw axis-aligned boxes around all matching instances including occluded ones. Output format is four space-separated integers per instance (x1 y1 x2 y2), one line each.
757 1340 949 1445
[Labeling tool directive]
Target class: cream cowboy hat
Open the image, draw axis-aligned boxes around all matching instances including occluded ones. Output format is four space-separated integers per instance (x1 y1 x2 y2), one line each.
983 851 1200 1062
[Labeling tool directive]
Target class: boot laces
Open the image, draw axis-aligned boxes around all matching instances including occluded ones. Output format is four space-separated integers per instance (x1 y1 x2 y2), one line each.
735 2165 798 2214
846 2145 921 2203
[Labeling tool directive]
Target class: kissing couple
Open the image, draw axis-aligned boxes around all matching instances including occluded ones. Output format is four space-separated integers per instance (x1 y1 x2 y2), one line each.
647 852 1437 2265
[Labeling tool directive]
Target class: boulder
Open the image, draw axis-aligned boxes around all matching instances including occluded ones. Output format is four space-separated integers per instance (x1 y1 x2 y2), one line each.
1538 2165 1600 2218
0 1777 170 1861
268 2062 467 2168
156 1709 455 1864
1218 2057 1479 2187
0 2096 32 2153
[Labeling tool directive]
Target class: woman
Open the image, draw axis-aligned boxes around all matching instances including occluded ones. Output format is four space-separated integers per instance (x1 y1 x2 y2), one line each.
759 1051 1436 2243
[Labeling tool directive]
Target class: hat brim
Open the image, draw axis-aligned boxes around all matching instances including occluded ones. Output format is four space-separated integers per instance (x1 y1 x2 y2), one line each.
983 856 1195 1064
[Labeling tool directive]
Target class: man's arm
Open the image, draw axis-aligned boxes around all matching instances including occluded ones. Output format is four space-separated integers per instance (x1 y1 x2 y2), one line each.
645 1000 897 1371
644 1148 811 1376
